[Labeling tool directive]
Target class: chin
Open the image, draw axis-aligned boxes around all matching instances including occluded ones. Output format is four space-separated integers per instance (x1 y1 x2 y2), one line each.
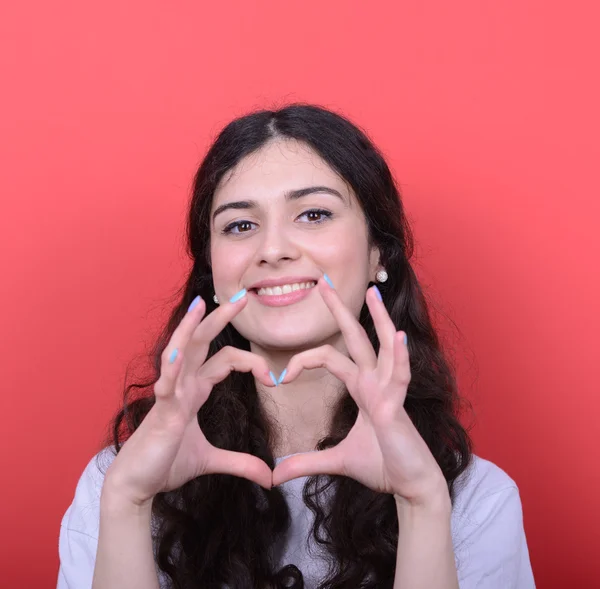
245 322 339 353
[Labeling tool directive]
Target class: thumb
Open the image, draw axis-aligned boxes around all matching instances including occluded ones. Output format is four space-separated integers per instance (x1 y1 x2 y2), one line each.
272 447 344 486
205 447 274 489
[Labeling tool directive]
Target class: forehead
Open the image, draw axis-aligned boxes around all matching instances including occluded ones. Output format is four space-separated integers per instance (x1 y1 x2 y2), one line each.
212 139 352 206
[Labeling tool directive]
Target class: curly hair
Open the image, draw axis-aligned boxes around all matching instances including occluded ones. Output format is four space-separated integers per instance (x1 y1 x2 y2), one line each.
103 103 474 588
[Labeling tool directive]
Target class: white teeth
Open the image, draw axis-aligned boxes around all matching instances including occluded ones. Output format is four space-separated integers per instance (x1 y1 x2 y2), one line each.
256 281 316 296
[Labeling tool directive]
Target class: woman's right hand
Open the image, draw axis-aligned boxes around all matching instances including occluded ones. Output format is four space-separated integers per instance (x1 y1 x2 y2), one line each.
102 291 275 508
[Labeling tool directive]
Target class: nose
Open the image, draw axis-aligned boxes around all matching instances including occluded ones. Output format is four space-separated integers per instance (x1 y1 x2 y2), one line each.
256 220 300 267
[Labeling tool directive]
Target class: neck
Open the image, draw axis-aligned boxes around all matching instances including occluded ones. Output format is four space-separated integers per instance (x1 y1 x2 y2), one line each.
251 334 347 458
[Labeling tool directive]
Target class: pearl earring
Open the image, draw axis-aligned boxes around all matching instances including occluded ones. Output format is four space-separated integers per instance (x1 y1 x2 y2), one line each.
376 269 388 283
213 294 219 304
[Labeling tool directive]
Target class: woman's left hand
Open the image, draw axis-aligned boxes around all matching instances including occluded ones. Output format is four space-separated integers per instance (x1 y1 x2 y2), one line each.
272 277 449 508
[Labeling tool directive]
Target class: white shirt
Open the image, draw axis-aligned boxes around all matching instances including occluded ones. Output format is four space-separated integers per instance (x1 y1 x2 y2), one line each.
57 447 536 588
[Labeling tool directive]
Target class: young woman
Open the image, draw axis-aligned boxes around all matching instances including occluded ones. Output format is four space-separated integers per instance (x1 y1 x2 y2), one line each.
57 104 536 589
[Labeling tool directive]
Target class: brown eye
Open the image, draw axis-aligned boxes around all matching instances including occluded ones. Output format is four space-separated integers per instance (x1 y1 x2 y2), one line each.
222 220 257 235
297 209 333 224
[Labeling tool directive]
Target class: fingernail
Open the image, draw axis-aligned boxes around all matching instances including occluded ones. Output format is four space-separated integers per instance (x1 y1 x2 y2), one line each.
269 371 278 386
168 348 178 364
277 369 287 385
404 333 408 345
323 274 335 289
187 295 201 313
229 288 247 303
373 285 382 302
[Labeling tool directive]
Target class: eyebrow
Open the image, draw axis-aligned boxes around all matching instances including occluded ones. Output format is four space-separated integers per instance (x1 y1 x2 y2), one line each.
212 185 345 222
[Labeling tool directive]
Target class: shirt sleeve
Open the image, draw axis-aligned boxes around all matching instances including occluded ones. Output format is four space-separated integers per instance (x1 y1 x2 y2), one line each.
57 527 99 589
452 485 536 589
56 449 113 589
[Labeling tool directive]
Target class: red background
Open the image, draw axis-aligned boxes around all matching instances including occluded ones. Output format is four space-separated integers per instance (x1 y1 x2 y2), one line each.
1 1 598 587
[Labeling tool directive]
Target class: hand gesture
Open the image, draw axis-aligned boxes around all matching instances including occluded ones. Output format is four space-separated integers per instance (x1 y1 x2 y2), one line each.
104 291 274 508
272 278 448 508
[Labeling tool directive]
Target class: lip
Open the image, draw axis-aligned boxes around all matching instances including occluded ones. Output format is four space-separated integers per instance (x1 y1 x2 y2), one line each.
247 276 319 290
249 284 316 307
246 276 319 308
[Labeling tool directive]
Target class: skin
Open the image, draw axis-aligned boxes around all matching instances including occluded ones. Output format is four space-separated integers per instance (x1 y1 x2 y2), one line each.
210 138 381 457
94 137 459 589
209 140 459 588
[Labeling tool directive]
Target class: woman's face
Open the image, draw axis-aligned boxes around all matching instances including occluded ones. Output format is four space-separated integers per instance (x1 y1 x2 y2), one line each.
210 138 380 353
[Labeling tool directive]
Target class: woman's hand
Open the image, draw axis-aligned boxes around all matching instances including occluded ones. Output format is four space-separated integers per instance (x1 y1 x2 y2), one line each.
103 292 275 508
272 278 448 508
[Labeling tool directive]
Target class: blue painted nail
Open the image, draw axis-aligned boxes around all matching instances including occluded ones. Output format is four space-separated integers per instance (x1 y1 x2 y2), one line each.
277 368 287 385
373 285 382 302
168 348 178 364
404 333 408 345
323 274 335 289
229 288 247 303
187 295 201 313
269 371 278 386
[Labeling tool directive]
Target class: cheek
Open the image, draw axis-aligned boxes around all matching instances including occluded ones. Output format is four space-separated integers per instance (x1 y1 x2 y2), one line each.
210 242 252 287
323 229 371 306
310 233 361 264
316 233 369 273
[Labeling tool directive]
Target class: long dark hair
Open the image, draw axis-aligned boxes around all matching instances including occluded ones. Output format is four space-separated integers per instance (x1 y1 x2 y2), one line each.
104 103 473 588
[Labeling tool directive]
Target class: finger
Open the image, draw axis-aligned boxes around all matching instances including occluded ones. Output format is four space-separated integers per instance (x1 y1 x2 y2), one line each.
272 446 345 486
317 276 377 369
365 286 397 380
390 331 411 404
188 289 249 348
176 346 277 417
176 292 250 394
205 447 274 489
155 295 207 400
195 346 278 390
279 344 357 386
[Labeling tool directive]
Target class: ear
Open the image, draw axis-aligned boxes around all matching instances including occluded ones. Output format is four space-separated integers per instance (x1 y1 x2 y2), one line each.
369 245 381 281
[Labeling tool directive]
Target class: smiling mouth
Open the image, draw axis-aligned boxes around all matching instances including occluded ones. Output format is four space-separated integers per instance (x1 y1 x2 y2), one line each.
253 281 317 296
